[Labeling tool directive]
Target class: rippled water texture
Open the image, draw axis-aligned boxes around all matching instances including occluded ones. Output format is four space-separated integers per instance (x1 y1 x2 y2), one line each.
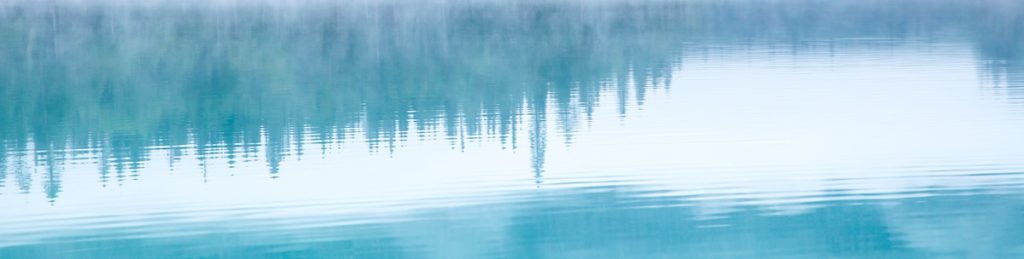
2 0 1024 257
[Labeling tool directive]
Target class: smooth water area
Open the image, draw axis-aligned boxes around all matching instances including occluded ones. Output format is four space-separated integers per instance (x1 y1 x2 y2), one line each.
1 0 1024 257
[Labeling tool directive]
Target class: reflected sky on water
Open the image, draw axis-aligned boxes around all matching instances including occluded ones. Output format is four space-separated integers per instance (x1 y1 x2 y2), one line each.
1 0 1024 257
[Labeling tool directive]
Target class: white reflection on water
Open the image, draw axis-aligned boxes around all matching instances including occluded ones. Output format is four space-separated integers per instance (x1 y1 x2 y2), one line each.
2 0 1024 257
3 42 1024 255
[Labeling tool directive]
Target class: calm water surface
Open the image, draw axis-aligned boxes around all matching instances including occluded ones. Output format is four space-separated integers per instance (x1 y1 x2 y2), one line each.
2 0 1024 258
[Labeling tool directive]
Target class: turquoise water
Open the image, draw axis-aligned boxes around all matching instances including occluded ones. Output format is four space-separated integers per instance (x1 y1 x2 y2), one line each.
2 0 1024 257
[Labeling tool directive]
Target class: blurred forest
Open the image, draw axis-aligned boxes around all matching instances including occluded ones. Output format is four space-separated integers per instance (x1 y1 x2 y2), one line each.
0 0 1021 197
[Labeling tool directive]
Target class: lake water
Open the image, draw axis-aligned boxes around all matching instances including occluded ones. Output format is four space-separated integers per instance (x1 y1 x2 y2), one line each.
2 0 1024 258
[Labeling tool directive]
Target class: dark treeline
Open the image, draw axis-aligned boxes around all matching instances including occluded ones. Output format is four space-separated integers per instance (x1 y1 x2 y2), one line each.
0 0 1022 198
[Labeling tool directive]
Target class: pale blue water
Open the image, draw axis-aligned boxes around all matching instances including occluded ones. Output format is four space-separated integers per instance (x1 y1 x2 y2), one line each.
1 0 1024 258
